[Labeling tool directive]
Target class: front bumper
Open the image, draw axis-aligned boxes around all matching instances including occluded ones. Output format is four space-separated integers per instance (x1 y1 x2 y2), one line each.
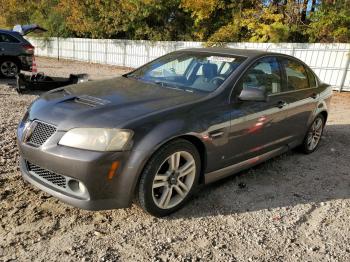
17 121 143 211
20 158 128 210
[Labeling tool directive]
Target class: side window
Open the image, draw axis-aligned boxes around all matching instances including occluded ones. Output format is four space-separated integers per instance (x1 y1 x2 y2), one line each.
306 68 317 88
282 59 309 91
239 57 282 94
0 33 20 43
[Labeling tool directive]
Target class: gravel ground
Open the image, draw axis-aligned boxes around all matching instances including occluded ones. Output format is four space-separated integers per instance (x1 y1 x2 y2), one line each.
0 57 349 262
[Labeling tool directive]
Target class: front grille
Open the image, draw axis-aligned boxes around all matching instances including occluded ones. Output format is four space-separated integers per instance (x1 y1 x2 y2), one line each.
27 162 67 188
27 121 56 146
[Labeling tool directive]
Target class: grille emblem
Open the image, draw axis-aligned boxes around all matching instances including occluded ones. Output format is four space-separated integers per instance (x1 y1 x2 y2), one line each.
22 121 38 142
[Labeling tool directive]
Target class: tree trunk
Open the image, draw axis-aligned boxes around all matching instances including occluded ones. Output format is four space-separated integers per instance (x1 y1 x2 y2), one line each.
301 0 309 23
310 0 316 13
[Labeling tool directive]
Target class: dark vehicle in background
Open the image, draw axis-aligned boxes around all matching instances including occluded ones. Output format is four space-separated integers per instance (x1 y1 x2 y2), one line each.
17 48 332 217
0 25 45 77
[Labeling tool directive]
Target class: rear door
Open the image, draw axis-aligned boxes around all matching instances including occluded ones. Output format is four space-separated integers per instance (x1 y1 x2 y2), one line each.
225 56 293 166
279 58 318 142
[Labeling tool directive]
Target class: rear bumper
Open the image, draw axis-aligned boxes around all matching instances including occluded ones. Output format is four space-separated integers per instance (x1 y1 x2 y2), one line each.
17 121 145 211
18 55 33 71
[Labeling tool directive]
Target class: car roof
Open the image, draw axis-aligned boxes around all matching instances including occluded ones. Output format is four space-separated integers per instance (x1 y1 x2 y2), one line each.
179 47 281 58
0 29 19 35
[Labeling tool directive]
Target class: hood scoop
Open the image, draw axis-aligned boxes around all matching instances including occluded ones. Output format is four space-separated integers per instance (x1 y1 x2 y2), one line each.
74 95 111 107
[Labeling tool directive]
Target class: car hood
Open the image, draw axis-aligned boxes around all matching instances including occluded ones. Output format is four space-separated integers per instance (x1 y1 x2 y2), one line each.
27 77 204 130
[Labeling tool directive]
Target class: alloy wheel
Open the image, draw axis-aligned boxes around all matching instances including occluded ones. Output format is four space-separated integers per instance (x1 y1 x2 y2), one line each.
0 61 18 77
152 151 196 209
306 117 323 151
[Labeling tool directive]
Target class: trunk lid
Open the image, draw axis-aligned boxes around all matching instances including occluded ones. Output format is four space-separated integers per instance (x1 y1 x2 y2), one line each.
13 24 47 36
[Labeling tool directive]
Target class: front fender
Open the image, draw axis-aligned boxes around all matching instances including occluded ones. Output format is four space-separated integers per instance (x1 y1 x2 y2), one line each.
117 119 188 205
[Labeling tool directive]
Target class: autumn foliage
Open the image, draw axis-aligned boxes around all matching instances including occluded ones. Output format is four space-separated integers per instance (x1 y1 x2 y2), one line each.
0 0 349 43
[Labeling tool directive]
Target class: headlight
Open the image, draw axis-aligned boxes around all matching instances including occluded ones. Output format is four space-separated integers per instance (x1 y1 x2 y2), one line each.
58 128 133 151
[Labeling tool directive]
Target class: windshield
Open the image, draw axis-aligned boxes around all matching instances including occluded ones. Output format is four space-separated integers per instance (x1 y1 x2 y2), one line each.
126 52 246 93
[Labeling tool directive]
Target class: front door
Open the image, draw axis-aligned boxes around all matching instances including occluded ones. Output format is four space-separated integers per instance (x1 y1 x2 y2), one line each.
225 56 293 166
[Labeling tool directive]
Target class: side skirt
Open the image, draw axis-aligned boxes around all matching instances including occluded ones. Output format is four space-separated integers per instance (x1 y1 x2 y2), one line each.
204 146 289 184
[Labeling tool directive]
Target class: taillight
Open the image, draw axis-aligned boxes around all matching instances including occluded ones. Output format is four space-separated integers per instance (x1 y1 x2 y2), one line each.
22 44 35 54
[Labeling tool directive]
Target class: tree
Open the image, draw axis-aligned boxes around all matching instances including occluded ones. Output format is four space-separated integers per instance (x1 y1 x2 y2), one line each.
308 0 350 42
0 0 348 43
56 0 193 40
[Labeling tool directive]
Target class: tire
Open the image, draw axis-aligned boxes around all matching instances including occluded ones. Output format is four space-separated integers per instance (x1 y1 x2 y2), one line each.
301 114 325 154
137 139 201 217
0 59 20 78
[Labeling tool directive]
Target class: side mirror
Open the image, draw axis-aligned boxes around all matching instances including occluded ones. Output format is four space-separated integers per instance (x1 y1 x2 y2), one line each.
238 86 268 102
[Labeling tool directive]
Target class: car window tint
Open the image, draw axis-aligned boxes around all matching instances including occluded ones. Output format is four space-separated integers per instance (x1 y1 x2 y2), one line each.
283 59 309 91
0 33 20 43
306 68 317 88
240 57 282 94
129 53 246 93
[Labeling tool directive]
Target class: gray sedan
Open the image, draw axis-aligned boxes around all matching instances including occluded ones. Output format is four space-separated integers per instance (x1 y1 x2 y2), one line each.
17 48 332 217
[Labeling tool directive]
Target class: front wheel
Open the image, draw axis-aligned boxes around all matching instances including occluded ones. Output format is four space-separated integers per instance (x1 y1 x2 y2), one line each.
137 139 201 217
301 114 325 154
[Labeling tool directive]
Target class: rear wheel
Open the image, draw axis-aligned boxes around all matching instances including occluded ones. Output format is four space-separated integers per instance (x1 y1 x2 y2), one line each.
0 59 19 78
137 139 200 217
301 114 325 154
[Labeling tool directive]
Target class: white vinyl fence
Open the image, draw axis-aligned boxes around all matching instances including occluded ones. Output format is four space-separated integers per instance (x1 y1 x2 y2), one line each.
27 37 350 91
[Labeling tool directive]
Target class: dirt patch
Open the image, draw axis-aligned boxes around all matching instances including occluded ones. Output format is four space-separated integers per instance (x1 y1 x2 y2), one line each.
34 56 132 80
0 58 349 261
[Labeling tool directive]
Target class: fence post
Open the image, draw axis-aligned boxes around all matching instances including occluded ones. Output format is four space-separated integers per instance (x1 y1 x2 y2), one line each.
339 50 350 92
57 37 60 61
73 38 75 60
104 40 108 64
88 39 92 63
146 43 150 63
122 41 126 67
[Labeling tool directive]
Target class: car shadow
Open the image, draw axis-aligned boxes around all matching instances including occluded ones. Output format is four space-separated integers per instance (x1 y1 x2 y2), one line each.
167 123 350 219
0 77 16 87
0 77 46 96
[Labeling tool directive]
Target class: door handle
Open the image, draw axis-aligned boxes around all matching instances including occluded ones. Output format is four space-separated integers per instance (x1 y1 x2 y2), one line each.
276 100 287 109
310 93 317 99
209 131 224 139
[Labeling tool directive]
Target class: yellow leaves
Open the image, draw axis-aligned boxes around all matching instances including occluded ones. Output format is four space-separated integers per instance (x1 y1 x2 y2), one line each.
56 0 89 36
240 6 289 43
0 0 347 42
181 0 222 20
208 20 241 43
